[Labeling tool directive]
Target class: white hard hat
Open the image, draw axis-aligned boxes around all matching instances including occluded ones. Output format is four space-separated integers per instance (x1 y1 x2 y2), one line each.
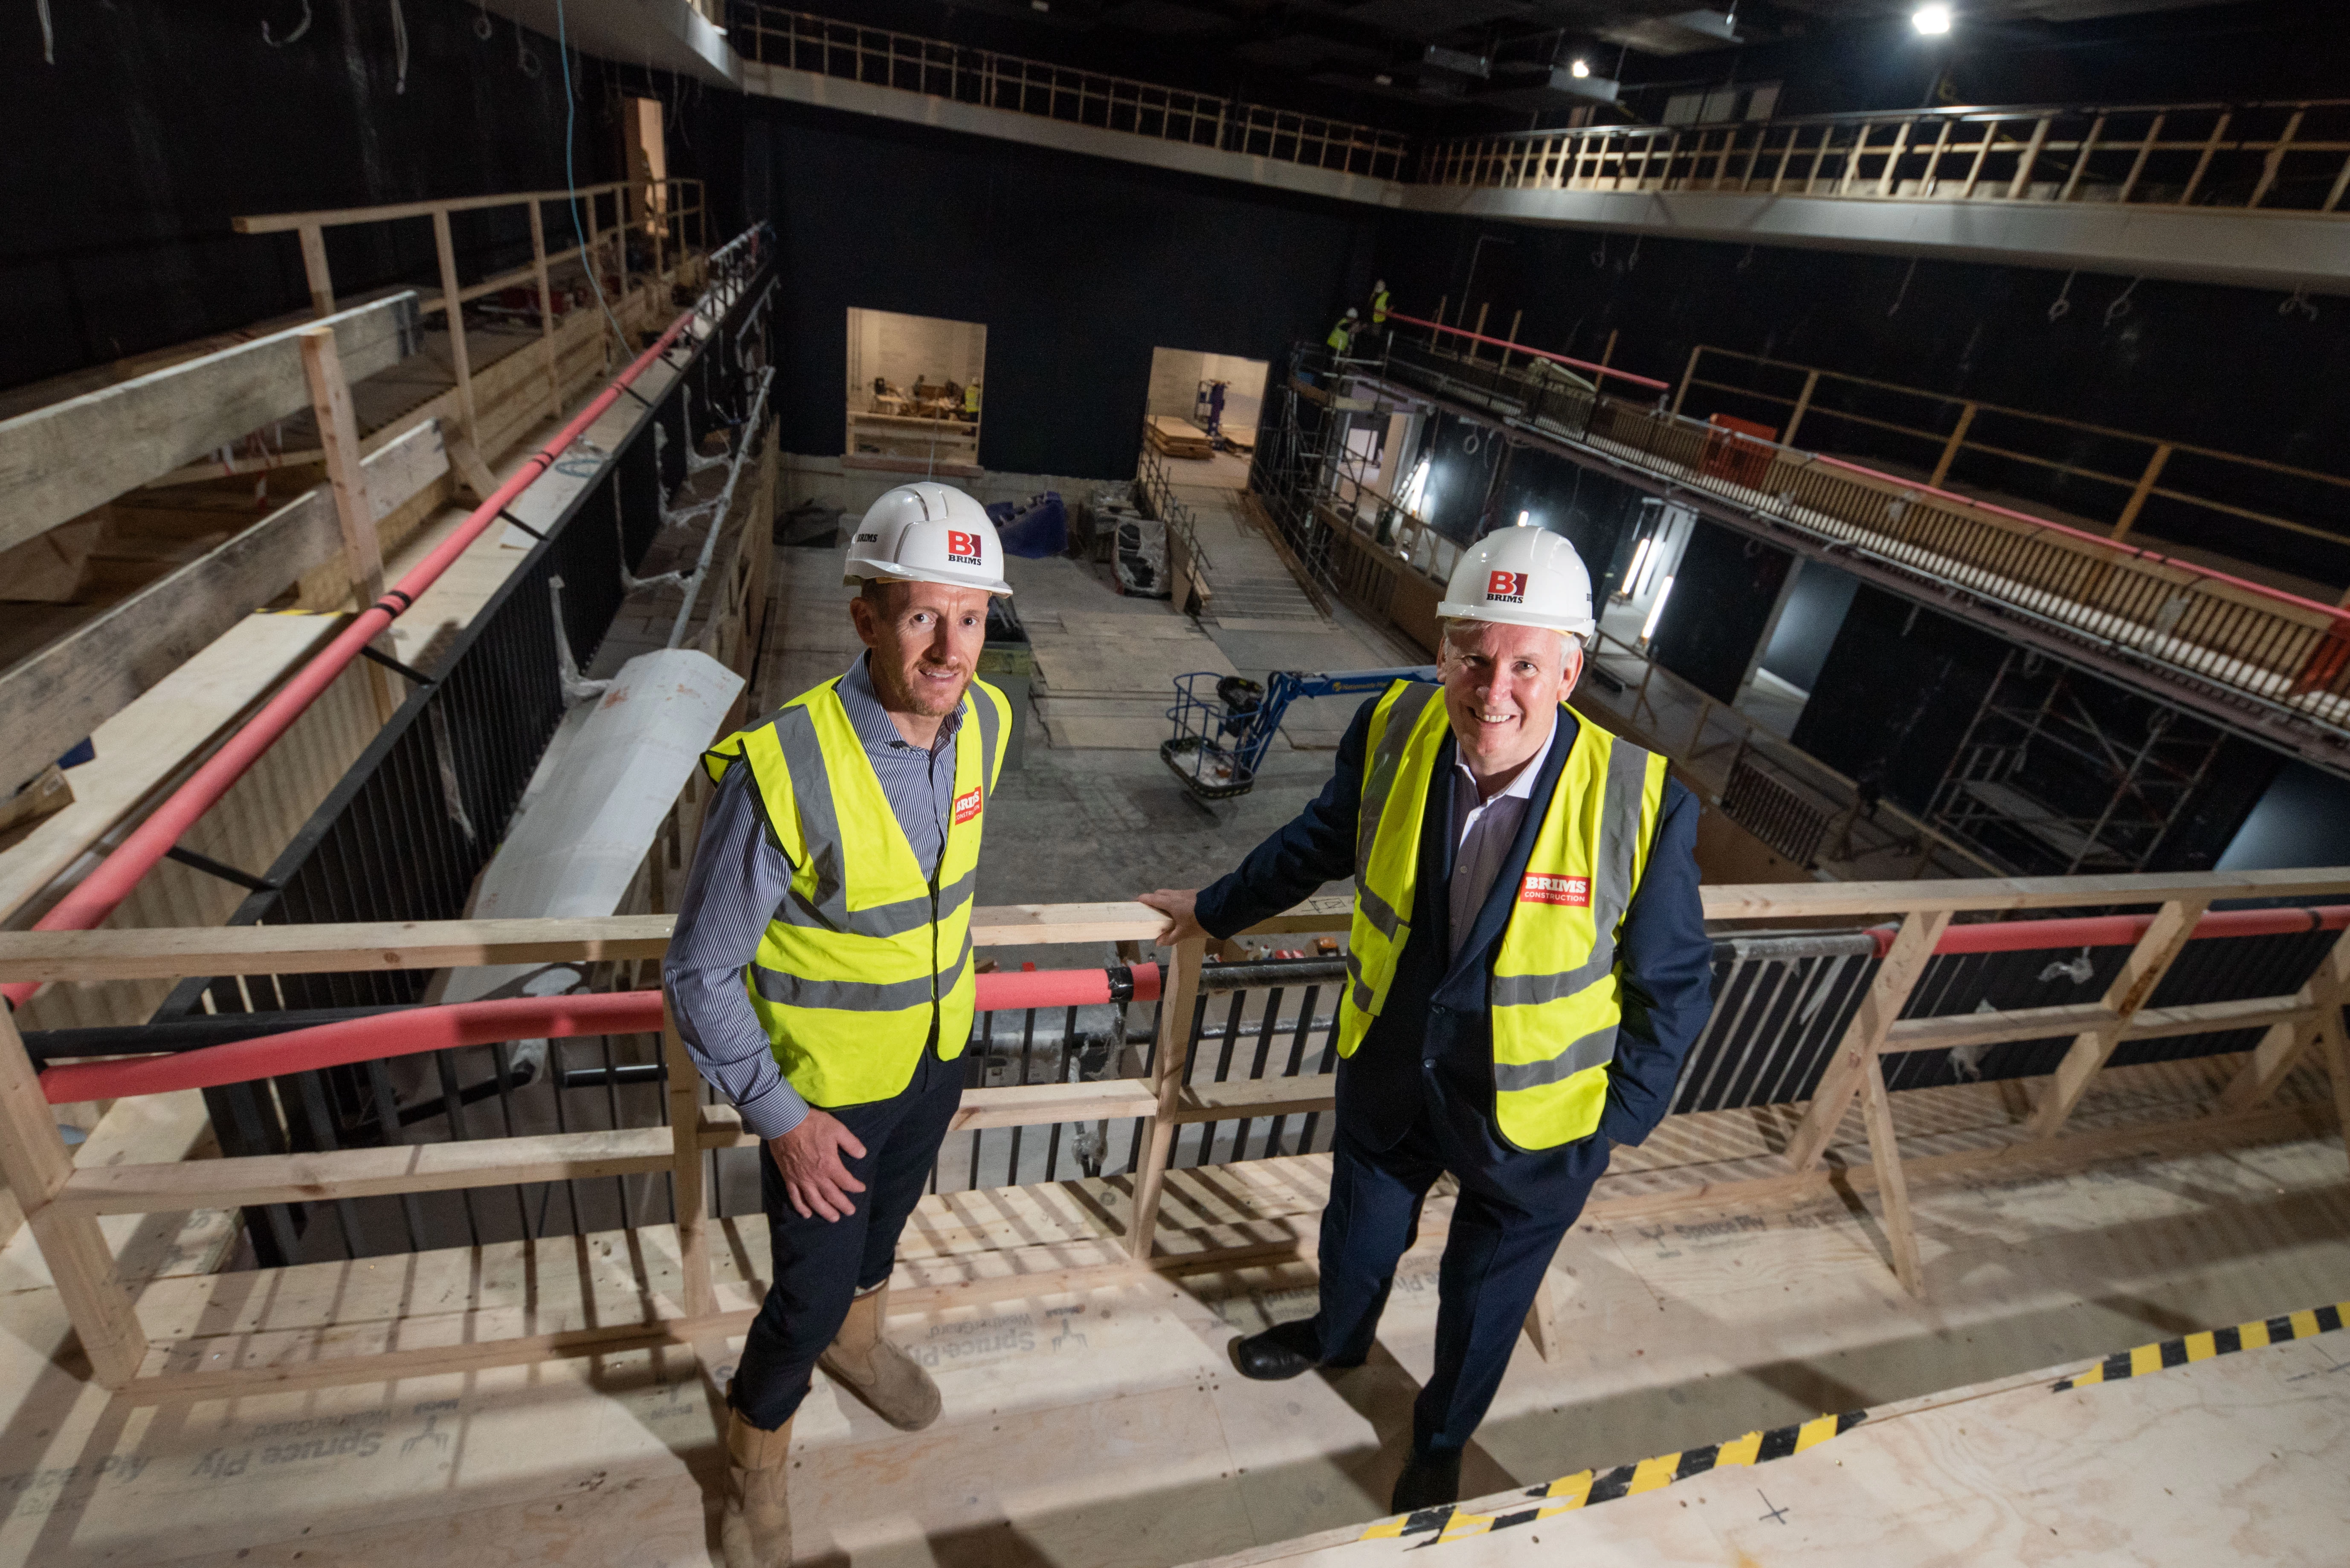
1345 307 1360 320
843 483 1014 596
1435 521 1596 638
1374 278 1387 291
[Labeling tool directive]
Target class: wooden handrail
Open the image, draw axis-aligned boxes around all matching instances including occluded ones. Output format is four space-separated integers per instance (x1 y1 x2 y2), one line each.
6 875 2347 1391
11 875 2350 984
232 179 705 234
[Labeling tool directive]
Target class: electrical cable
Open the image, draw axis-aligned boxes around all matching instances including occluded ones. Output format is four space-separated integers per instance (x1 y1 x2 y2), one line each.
261 0 311 47
2104 275 2141 327
557 0 635 355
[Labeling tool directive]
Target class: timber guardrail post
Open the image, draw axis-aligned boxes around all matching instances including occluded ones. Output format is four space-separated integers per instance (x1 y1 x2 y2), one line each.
2025 896 2210 1140
0 1006 146 1388
1127 935 1204 1261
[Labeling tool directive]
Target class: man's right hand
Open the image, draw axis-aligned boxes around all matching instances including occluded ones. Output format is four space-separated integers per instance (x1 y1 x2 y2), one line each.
1138 888 1208 947
767 1110 869 1221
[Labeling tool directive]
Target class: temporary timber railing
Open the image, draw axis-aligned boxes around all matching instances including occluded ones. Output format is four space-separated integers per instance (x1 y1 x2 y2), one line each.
232 178 710 480
1417 98 2350 218
2 868 2347 1392
1671 344 2350 579
731 3 1411 180
1326 322 2350 771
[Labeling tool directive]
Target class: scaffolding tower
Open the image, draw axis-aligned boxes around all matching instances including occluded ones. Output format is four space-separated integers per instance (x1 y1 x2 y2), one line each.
1925 648 2228 876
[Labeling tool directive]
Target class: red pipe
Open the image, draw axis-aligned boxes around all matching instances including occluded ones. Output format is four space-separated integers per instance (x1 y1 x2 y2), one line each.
37 963 1165 1104
1864 903 2350 959
5 312 700 1010
977 961 1161 1013
1807 454 2350 630
1382 310 1671 392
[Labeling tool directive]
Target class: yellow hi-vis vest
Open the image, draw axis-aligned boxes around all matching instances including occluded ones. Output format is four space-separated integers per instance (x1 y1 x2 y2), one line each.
1337 681 1667 1150
701 676 1010 1108
1327 319 1353 351
1371 289 1391 324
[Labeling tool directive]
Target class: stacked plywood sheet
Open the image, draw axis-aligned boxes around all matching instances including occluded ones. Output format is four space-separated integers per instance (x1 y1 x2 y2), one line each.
1145 415 1215 459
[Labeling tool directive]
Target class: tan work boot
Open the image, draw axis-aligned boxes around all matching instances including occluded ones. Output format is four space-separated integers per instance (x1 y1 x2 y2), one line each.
720 1408 794 1568
818 1283 942 1430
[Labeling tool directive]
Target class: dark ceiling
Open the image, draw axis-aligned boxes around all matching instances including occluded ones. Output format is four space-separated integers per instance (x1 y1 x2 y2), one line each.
782 2 2314 131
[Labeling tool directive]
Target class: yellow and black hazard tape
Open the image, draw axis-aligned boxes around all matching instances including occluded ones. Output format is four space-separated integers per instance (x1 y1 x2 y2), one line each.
2052 1299 2347 1392
1358 1409 1867 1547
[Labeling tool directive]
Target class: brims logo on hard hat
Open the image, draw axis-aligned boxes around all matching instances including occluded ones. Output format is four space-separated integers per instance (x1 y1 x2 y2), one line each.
1485 570 1528 605
947 529 983 567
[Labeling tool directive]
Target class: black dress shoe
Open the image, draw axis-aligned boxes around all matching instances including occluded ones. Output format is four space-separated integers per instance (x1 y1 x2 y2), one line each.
1229 1318 1321 1380
1390 1450 1463 1514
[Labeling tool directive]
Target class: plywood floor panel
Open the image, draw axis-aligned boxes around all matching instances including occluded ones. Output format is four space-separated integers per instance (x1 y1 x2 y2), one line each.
3 1062 2346 1565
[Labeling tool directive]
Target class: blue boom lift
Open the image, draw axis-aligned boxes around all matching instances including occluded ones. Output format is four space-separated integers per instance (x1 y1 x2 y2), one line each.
1163 666 1436 801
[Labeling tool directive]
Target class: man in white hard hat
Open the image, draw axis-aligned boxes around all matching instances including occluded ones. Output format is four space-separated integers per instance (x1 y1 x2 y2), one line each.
665 483 1016 1566
1141 522 1712 1513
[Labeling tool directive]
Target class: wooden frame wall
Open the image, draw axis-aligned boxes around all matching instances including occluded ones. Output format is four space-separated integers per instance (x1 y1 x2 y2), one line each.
2 867 2347 1394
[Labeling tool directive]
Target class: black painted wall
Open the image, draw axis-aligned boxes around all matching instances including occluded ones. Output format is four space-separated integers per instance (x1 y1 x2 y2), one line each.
0 0 719 394
1791 587 2008 816
737 95 1379 479
1650 521 1795 706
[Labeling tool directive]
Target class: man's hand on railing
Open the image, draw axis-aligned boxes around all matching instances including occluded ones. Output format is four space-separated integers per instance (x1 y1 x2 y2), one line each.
768 1111 869 1221
1139 888 1208 947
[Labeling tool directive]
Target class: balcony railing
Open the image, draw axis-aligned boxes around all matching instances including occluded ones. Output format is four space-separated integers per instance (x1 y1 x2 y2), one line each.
1417 99 2350 217
1353 326 2350 762
732 3 1411 180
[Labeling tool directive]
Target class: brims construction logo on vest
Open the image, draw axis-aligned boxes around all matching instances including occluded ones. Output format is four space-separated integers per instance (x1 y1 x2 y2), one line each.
1520 873 1591 907
954 787 984 824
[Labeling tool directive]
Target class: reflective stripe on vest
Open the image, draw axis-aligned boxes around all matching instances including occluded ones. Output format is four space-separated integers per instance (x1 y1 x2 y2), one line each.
1336 680 1667 1151
702 676 1010 1108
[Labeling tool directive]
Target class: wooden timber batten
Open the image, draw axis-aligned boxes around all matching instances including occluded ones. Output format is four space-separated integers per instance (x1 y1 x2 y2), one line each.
1 867 2348 1395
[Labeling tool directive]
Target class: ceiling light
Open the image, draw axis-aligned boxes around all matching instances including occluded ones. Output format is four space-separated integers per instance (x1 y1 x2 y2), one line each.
1570 58 1591 78
1912 4 1952 34
1374 72 1394 86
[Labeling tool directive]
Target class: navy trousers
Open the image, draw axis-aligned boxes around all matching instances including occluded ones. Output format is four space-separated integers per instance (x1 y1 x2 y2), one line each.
1303 1110 1596 1458
728 1048 962 1430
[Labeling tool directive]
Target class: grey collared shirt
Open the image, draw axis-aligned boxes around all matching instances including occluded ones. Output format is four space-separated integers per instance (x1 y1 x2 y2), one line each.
661 653 964 1137
1447 717 1556 957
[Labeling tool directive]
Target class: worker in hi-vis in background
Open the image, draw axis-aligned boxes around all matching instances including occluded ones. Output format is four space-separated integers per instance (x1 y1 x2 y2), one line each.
1140 523 1714 1513
1367 278 1392 343
665 483 1015 1568
1326 306 1360 353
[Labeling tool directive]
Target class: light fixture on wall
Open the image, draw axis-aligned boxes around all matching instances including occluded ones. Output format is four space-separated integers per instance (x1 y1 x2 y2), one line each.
1622 537 1653 599
1518 509 1533 527
1570 58 1591 78
1641 576 1676 642
1635 531 1669 598
1912 3 1952 35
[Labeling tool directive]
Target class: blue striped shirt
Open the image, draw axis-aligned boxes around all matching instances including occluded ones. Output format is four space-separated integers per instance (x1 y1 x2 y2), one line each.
662 654 964 1137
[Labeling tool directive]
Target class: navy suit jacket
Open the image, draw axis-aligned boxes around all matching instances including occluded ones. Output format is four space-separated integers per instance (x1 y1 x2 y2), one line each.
1195 697 1714 1180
